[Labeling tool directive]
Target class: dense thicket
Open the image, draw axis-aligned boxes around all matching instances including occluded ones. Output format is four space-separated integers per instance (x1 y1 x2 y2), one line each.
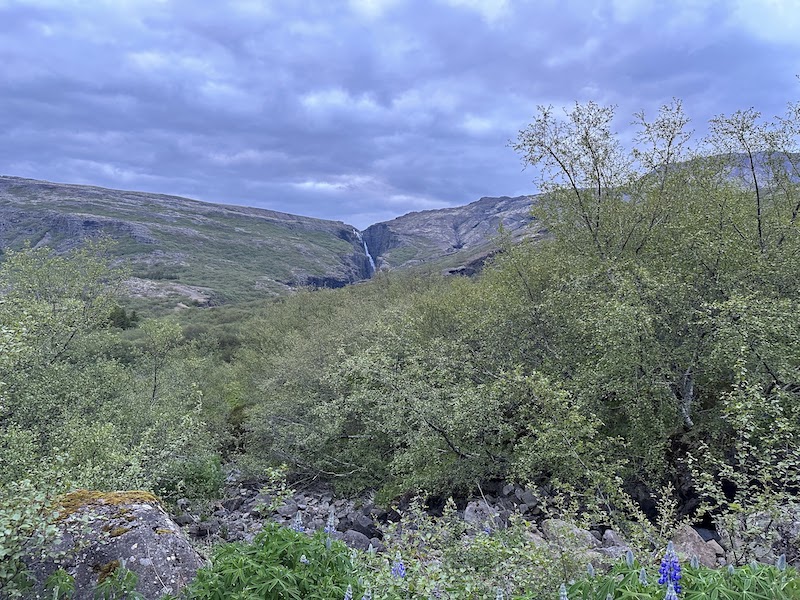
1 98 799 566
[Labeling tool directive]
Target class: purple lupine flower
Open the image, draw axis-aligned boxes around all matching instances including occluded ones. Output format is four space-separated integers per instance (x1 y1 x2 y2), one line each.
344 584 353 600
361 587 372 600
658 542 682 595
290 512 304 532
300 554 309 564
558 583 569 600
325 509 336 534
391 551 406 578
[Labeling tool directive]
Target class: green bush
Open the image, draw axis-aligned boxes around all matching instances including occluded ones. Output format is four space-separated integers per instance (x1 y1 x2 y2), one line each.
0 479 61 599
566 552 800 600
183 523 362 600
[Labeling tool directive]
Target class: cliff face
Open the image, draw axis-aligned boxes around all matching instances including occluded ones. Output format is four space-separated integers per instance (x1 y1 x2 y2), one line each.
362 195 544 273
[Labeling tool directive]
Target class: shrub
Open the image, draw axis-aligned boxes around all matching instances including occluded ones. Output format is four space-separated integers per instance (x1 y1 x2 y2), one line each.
182 523 362 600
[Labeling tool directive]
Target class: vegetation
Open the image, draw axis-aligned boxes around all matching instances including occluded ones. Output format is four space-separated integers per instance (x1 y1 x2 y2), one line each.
1 92 800 597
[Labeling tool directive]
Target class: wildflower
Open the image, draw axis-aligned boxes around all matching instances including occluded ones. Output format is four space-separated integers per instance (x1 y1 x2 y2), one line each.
689 555 699 569
625 549 635 568
290 512 304 532
300 554 309 564
777 554 787 571
496 588 505 600
658 542 682 595
325 508 336 534
361 588 372 600
558 583 569 600
639 567 648 585
344 584 353 600
587 563 595 577
664 581 679 600
391 552 406 578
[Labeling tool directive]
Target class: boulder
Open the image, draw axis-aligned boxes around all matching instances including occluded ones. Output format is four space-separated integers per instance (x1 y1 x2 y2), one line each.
672 525 718 568
463 500 497 529
25 490 206 600
540 519 600 549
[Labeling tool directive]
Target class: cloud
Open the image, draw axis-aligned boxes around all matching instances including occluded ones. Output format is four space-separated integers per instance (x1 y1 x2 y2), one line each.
0 0 797 230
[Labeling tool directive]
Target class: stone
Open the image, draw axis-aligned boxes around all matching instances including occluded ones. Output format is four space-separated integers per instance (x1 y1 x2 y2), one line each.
602 529 627 548
706 539 725 556
540 519 600 549
342 529 372 551
463 500 497 528
672 525 717 568
276 498 297 517
24 490 206 600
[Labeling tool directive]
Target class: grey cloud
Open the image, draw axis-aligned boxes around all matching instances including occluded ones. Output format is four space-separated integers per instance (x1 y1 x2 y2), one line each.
1 0 798 229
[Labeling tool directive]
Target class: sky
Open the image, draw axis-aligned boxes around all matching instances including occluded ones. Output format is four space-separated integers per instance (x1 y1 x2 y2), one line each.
1 0 799 228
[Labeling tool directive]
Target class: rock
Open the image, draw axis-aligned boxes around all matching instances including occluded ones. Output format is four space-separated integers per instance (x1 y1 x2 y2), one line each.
221 496 244 512
540 519 600 549
276 499 298 518
520 489 537 506
602 529 627 549
348 512 379 538
342 529 372 551
173 514 194 526
463 500 497 529
24 490 206 600
706 539 725 556
672 525 717 568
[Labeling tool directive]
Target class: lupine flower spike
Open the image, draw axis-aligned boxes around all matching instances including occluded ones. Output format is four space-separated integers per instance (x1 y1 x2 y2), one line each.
391 551 406 578
344 584 353 600
361 587 372 600
777 554 787 571
325 509 336 534
559 583 569 600
299 554 309 565
625 549 635 568
587 563 595 577
291 512 304 532
659 541 682 598
495 587 505 600
639 567 648 585
690 555 699 569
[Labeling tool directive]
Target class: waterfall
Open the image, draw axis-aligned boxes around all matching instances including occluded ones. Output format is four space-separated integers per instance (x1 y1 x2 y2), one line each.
354 229 376 276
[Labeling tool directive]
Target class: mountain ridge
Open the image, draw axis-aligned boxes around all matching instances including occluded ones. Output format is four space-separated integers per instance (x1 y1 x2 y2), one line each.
0 174 539 308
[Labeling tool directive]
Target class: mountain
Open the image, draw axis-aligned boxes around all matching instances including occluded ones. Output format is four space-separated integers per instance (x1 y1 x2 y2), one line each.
363 195 543 275
0 175 540 308
0 176 374 306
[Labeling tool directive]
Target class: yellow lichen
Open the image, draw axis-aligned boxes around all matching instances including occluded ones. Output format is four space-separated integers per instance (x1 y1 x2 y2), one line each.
96 559 120 584
154 528 174 535
58 490 161 520
108 526 131 537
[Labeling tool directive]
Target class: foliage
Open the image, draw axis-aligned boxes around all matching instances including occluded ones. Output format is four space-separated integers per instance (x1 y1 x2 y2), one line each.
356 498 577 599
0 479 62 599
567 550 800 600
182 523 362 600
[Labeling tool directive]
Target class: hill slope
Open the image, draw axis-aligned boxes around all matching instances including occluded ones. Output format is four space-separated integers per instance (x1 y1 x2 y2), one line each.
0 176 374 307
0 176 541 307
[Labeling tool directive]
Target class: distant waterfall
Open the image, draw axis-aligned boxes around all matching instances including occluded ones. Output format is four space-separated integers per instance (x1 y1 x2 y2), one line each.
354 229 376 275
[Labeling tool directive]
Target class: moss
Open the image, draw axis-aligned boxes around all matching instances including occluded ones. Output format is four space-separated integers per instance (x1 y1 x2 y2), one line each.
96 559 120 584
58 490 161 520
154 528 174 535
108 526 131 538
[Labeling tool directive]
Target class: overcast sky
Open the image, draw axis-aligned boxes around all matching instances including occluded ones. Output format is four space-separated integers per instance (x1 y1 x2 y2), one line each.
1 0 799 228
